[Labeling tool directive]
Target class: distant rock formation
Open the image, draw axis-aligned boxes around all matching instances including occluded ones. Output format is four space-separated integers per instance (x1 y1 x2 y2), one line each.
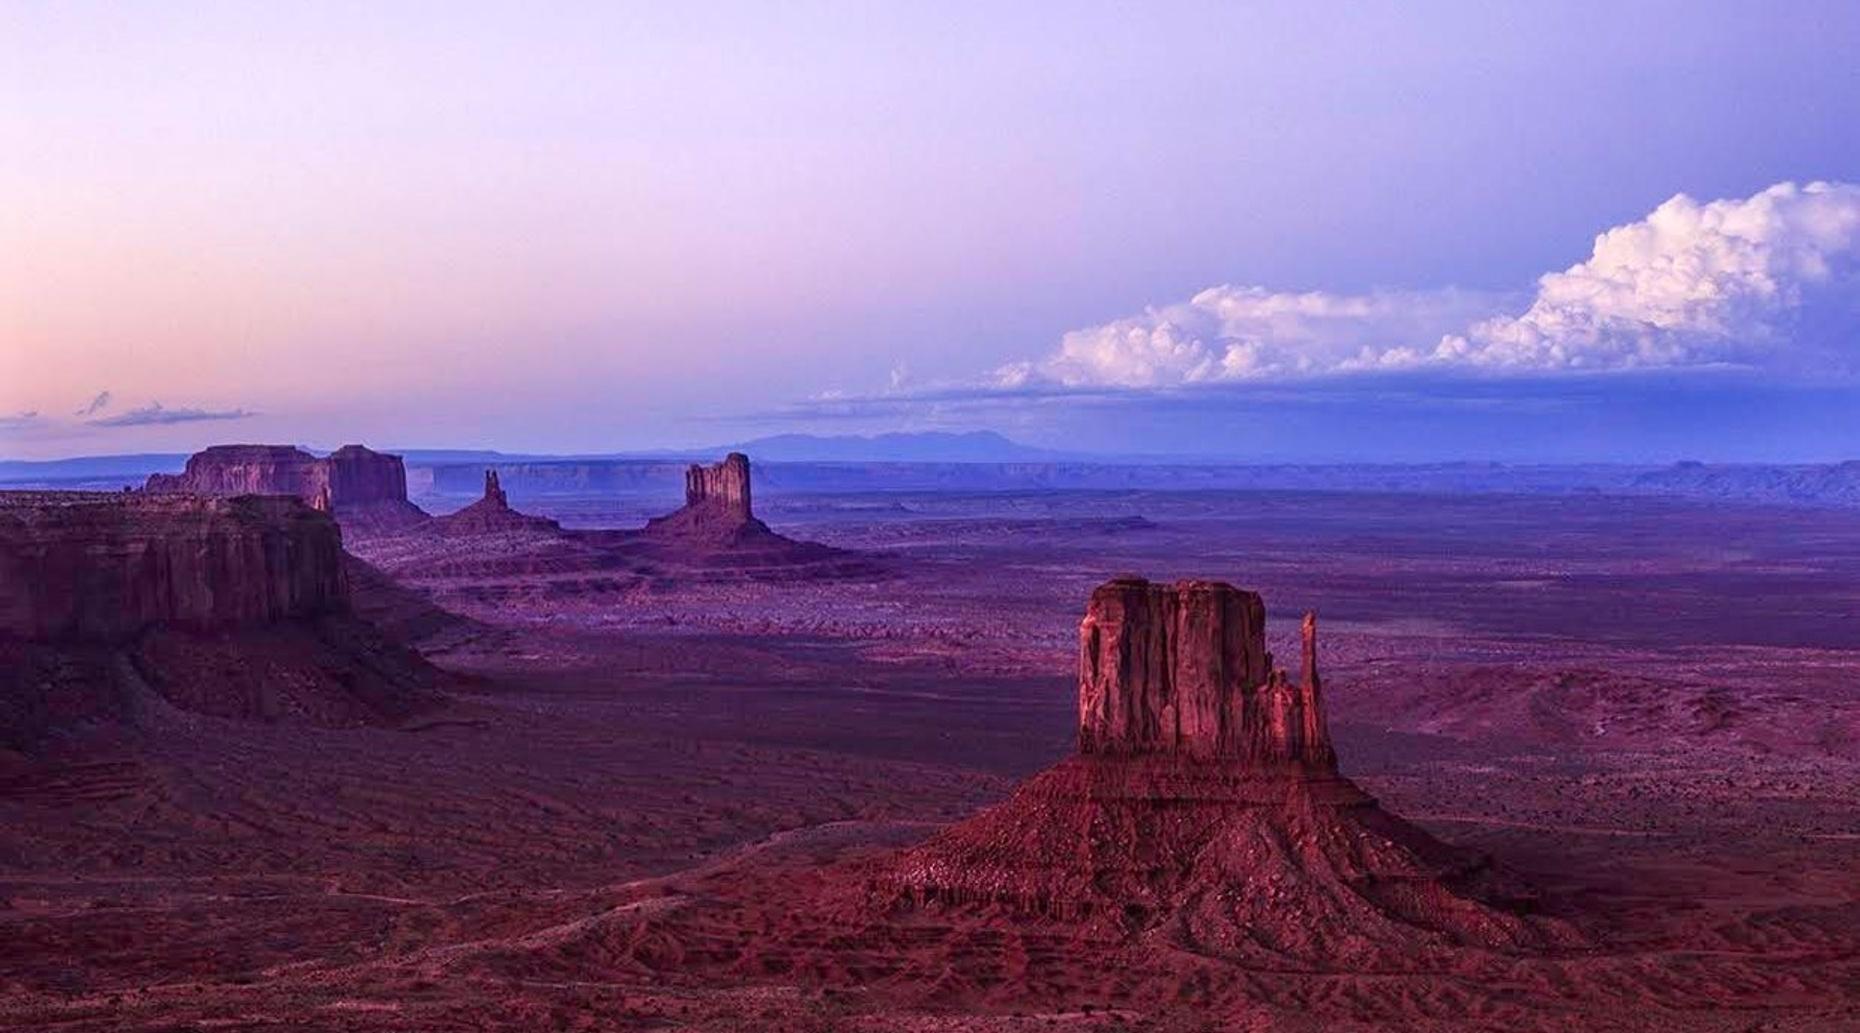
1077 577 1333 769
641 452 779 543
342 451 881 605
0 491 444 740
686 452 754 522
881 576 1560 960
430 470 562 536
146 444 428 536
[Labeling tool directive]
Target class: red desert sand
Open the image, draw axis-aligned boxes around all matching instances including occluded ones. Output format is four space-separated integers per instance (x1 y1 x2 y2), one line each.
3 467 1860 1031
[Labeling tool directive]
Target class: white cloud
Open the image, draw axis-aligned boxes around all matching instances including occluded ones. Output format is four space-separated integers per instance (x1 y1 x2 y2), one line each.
1447 181 1860 372
1001 180 1860 388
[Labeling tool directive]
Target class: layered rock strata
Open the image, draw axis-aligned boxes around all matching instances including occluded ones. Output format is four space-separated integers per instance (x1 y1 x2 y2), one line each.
1 492 347 641
146 444 428 535
0 491 443 736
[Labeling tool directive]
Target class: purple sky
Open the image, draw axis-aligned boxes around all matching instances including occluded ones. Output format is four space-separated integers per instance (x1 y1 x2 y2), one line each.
5 2 1860 460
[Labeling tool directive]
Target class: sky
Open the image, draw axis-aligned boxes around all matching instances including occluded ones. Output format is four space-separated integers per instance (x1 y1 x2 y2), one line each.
4 1 1860 461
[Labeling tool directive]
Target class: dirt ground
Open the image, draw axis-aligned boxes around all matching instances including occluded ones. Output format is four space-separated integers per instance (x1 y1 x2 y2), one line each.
5 489 1860 1030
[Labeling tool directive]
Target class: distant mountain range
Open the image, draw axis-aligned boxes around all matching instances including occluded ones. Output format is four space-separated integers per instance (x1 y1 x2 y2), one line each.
715 431 1079 463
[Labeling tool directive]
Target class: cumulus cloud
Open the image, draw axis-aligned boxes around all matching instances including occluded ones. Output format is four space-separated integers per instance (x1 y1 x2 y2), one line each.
998 180 1860 389
73 390 112 417
1446 181 1860 372
88 402 255 427
993 286 1503 388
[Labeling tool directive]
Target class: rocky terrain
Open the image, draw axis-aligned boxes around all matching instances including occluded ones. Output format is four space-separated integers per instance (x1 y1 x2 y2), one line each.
4 487 1860 1030
0 491 445 752
351 452 878 615
145 444 430 535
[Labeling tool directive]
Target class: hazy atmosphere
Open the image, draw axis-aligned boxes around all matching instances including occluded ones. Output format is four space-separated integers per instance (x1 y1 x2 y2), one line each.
6 1 1860 460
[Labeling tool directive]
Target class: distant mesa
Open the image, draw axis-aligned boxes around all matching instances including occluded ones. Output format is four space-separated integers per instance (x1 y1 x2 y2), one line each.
0 490 446 745
882 576 1564 958
431 469 561 536
145 443 429 536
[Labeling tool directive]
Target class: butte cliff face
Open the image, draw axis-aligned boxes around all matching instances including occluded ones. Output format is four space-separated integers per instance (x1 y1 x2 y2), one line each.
685 452 754 522
883 576 1559 961
0 491 444 742
1 492 347 641
1077 577 1334 769
146 444 428 536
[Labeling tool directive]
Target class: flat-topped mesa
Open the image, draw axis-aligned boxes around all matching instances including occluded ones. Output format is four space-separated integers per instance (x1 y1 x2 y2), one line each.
145 445 324 498
145 443 428 534
685 452 753 523
1077 576 1335 772
0 492 349 642
322 444 410 508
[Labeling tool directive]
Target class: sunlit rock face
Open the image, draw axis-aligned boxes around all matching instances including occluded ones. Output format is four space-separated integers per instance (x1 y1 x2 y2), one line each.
685 452 754 523
878 576 1557 960
1077 577 1334 771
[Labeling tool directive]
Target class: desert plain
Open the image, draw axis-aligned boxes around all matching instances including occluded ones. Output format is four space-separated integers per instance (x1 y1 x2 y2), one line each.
4 477 1860 1032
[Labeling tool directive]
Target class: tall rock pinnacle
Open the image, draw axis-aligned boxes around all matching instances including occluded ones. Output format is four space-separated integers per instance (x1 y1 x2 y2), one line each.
430 467 560 536
1076 576 1335 771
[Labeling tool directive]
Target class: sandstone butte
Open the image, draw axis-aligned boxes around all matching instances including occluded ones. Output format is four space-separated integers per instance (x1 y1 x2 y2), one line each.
881 576 1570 960
145 444 428 535
0 491 443 734
430 469 561 536
640 452 779 543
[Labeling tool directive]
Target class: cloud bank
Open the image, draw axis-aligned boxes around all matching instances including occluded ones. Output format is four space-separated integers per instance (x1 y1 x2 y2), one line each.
995 181 1860 389
88 402 255 428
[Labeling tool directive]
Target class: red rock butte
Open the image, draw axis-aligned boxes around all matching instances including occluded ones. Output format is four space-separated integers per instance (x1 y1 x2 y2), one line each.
641 452 779 543
1078 576 1335 770
145 444 428 535
880 575 1558 957
686 452 753 523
